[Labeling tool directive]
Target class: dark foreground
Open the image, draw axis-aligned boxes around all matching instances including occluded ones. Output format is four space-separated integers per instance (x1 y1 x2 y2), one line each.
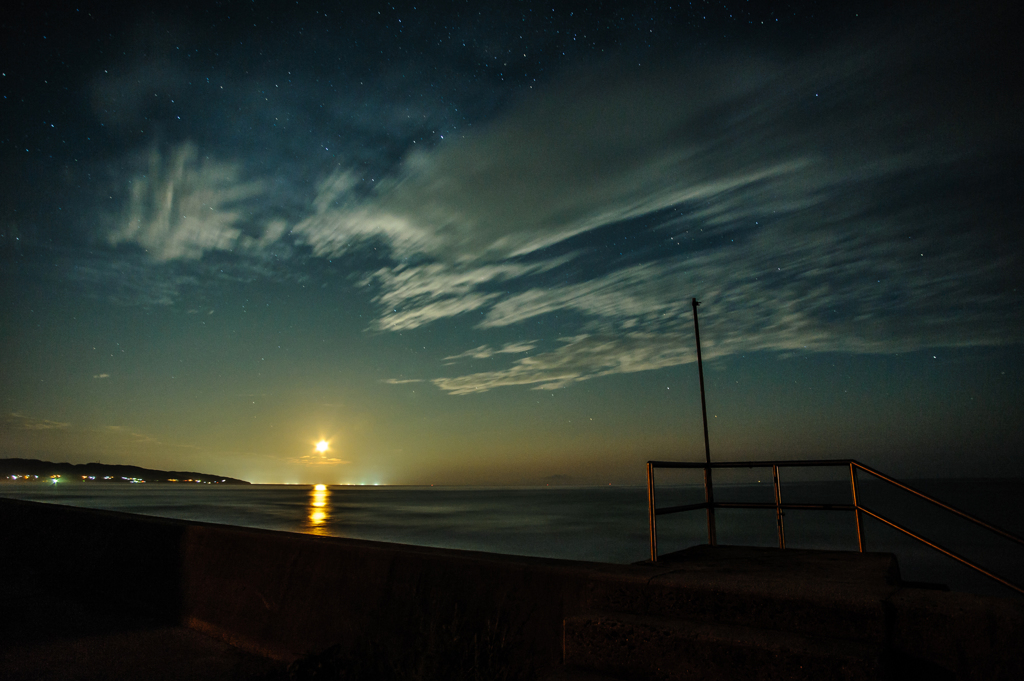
1 580 283 680
2 497 1022 681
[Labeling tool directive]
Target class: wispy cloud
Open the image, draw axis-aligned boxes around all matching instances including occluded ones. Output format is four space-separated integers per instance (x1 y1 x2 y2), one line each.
285 20 1018 266
107 142 267 261
364 260 568 331
382 378 423 385
6 412 71 430
290 170 437 257
283 67 820 263
93 373 110 379
350 30 1021 392
67 255 198 307
443 342 536 362
292 455 350 465
103 425 199 448
432 333 696 394
426 222 1022 392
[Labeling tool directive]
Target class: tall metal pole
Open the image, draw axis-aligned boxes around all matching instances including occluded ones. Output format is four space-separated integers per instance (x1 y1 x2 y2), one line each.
692 298 717 546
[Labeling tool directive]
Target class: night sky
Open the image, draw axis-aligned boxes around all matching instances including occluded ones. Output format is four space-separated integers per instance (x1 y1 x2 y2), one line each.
2 1 1021 484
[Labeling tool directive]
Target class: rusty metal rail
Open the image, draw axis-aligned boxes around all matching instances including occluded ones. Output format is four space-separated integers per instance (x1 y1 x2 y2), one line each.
646 458 1024 596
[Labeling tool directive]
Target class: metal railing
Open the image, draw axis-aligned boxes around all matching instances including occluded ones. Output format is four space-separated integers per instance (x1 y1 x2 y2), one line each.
646 458 1024 596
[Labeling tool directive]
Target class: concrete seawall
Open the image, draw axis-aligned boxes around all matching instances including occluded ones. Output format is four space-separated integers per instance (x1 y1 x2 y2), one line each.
1 497 600 666
2 496 1022 679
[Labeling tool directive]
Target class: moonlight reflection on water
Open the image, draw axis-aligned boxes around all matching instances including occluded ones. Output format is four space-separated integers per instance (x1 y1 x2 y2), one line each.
308 484 331 535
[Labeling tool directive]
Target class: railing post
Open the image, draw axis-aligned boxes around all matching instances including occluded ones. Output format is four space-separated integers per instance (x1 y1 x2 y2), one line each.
772 464 786 549
692 298 717 546
849 462 865 552
703 467 716 546
647 462 658 562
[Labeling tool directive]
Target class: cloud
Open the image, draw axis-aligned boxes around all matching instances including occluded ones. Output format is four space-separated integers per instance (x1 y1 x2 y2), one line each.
480 262 691 330
93 373 110 379
345 27 1020 396
286 63 818 262
382 378 423 385
364 259 569 331
286 19 1019 268
432 333 697 394
103 425 199 448
443 341 536 362
83 12 1021 395
100 16 1018 274
337 24 1016 353
374 293 499 332
421 210 1022 393
290 170 437 258
6 412 71 430
292 455 350 465
107 142 267 261
67 255 198 306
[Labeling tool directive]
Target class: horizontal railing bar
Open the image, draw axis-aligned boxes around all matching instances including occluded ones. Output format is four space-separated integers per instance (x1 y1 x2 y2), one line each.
655 502 708 516
648 459 851 469
852 462 1024 549
858 505 1024 596
654 501 857 516
716 502 857 511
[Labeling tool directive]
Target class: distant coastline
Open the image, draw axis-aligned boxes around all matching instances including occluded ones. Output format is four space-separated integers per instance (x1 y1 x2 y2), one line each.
0 458 249 485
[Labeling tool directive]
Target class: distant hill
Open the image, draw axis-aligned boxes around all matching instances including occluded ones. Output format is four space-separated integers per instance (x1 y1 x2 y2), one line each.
0 458 250 484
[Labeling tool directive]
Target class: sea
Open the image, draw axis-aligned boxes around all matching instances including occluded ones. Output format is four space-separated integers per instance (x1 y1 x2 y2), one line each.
2 477 1022 600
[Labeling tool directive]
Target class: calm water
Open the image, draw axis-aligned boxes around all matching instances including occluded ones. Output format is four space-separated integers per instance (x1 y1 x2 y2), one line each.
2 479 1021 599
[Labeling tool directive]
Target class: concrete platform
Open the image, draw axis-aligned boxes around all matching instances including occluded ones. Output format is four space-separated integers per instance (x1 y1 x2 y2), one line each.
565 545 902 680
605 545 903 643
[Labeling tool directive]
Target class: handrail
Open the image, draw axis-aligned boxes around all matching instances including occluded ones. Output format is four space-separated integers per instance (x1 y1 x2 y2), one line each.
646 458 1024 596
850 461 1024 548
